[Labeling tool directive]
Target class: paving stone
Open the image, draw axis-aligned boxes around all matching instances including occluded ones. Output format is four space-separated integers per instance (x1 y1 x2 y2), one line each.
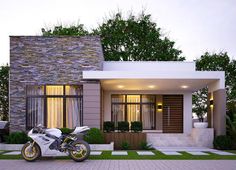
111 151 128 156
90 151 102 156
3 151 21 155
137 151 155 155
161 151 182 155
210 151 236 156
187 151 209 155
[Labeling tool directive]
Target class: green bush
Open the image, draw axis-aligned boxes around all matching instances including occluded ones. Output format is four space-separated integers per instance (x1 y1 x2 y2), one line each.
118 121 129 132
121 141 130 150
213 135 232 150
103 121 115 132
60 128 73 134
6 131 29 144
139 141 152 150
84 128 104 144
131 121 142 132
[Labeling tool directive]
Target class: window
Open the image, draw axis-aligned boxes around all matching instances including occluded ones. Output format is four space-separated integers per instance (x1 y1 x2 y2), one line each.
26 85 82 129
111 94 156 130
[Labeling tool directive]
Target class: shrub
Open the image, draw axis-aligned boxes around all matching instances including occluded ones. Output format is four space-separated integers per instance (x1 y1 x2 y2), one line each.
118 121 129 132
84 128 104 144
131 121 142 132
103 121 115 132
213 135 232 150
6 131 29 144
60 128 73 134
121 141 130 150
139 141 152 150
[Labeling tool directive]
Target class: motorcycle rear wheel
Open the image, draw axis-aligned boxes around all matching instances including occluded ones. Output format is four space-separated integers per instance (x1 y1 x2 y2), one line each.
69 140 90 162
21 142 41 162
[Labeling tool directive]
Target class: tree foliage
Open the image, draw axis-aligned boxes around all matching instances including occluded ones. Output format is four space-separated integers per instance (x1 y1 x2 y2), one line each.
0 65 9 121
193 52 236 120
42 24 89 36
41 12 185 61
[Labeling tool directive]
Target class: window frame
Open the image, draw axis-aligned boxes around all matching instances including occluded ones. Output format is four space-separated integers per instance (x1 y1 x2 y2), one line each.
26 84 83 129
111 94 156 130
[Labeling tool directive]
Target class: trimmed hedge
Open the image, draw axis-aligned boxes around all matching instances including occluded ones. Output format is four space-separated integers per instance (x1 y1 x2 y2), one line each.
121 141 130 150
131 121 142 132
5 132 29 144
118 121 129 132
84 128 104 144
213 135 232 150
103 121 115 132
60 128 73 134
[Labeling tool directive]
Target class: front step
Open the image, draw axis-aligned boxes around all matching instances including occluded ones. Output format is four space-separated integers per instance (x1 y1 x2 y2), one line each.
147 133 196 147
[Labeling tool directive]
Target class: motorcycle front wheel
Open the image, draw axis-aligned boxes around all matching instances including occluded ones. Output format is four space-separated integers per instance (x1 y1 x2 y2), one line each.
21 142 41 162
69 140 90 162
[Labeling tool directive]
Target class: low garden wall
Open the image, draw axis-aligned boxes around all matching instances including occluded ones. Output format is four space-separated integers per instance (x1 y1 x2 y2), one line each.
103 132 146 150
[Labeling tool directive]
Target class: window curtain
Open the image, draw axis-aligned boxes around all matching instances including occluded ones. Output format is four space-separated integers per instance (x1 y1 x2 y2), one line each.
46 86 63 128
127 104 140 123
142 105 155 129
27 86 44 128
66 85 80 128
112 105 125 127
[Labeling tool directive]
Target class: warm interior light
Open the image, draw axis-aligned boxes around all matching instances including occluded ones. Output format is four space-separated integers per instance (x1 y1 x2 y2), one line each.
181 85 188 89
117 85 124 89
148 85 155 89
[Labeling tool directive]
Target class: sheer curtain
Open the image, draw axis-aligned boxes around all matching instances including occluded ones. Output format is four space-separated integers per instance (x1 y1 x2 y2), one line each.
142 105 155 129
66 86 80 128
27 86 44 128
46 86 63 128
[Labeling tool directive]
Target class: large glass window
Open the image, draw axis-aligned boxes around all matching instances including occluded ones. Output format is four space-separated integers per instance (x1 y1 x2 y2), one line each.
26 85 82 129
111 94 156 130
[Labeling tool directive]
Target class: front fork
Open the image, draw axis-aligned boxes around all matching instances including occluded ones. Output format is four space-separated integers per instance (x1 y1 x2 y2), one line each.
28 141 35 152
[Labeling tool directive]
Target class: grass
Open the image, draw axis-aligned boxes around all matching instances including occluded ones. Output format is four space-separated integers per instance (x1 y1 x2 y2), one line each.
0 150 236 160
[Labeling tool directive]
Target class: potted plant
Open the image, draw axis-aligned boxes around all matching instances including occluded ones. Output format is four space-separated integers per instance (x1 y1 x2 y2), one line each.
193 96 208 128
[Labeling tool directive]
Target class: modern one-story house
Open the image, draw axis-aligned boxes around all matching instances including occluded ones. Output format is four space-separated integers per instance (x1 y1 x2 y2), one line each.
10 36 226 147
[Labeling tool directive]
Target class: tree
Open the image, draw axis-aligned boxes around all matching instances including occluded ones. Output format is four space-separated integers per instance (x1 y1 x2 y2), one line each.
41 12 185 61
193 52 236 121
42 24 89 36
0 65 9 121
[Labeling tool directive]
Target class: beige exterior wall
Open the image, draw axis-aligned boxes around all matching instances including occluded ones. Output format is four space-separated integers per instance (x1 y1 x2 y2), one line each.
83 83 101 128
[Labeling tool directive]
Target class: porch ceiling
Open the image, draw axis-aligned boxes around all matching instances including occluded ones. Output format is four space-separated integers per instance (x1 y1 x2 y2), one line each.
100 79 216 91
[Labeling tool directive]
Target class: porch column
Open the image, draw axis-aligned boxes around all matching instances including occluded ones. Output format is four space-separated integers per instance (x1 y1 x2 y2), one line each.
208 80 226 136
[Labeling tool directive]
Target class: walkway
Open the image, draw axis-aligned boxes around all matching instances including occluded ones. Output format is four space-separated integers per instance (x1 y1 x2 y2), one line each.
1 160 236 170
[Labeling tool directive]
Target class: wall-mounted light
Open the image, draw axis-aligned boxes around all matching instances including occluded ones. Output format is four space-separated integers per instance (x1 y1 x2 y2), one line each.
157 103 162 111
210 99 213 107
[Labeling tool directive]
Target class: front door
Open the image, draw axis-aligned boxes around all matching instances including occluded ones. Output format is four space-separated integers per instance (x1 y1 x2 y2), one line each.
163 95 183 133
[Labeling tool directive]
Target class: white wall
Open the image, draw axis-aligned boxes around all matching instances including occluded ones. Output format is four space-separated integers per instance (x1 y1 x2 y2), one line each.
103 90 192 134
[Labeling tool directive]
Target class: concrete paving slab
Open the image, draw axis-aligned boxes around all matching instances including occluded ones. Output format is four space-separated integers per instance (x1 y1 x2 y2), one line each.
154 146 216 152
3 151 21 155
111 151 128 156
90 151 102 156
210 151 236 155
186 151 209 155
137 151 155 155
161 151 181 155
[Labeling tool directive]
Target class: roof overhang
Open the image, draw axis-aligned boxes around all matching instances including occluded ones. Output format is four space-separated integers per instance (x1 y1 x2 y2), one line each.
83 71 225 92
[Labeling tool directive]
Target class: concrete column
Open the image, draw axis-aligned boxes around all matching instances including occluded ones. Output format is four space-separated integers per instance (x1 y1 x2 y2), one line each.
83 83 101 128
213 89 226 136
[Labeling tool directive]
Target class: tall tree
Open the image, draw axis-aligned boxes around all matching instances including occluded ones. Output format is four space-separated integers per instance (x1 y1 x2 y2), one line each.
0 65 9 121
41 12 185 61
193 52 236 121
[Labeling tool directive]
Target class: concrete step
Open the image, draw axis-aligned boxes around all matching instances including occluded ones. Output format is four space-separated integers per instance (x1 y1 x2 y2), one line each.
147 133 196 147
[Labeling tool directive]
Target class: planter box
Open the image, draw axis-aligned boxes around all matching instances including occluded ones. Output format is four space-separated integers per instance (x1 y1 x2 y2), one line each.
0 142 114 151
103 132 146 150
193 122 208 128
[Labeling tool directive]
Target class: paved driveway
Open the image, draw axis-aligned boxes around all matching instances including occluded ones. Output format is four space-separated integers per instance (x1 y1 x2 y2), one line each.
1 160 236 170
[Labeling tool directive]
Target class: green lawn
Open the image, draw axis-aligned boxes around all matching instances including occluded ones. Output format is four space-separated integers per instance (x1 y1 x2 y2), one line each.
0 150 236 160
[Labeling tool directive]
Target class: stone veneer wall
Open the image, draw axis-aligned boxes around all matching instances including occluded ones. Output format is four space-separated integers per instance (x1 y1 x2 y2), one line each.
10 36 104 132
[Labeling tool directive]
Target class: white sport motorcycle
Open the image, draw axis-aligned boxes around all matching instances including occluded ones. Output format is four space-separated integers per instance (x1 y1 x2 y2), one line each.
21 125 91 162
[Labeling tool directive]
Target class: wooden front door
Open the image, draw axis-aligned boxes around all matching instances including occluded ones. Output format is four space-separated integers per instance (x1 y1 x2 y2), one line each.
163 95 183 133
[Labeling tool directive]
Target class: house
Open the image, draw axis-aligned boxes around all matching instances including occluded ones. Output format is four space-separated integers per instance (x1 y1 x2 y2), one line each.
10 36 226 147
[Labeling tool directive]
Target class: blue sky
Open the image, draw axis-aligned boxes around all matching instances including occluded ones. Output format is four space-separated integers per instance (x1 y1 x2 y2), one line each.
0 0 236 64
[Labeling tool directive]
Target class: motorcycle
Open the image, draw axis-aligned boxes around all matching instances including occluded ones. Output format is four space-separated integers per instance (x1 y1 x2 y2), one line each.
21 124 91 162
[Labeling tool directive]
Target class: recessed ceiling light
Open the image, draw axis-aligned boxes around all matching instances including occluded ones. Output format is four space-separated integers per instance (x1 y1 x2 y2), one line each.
117 85 124 88
148 85 155 88
181 85 188 89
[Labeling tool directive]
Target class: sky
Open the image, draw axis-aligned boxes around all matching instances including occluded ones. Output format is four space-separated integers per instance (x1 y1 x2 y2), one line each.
0 0 236 65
